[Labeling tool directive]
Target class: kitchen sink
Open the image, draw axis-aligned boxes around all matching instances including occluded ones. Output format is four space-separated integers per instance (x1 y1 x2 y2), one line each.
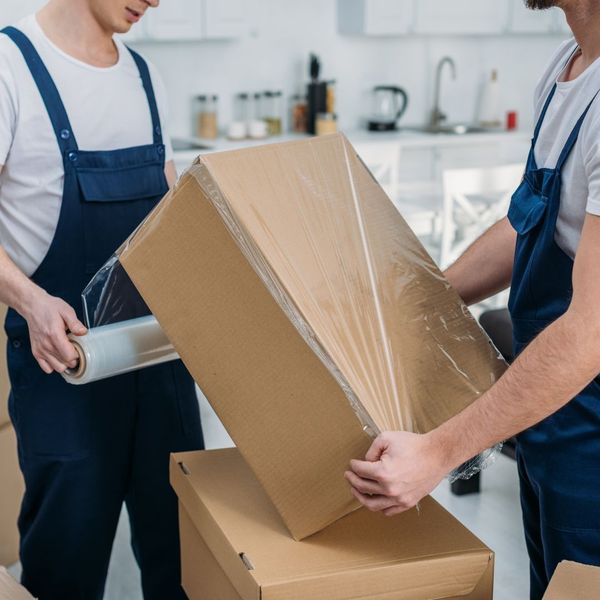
404 124 493 136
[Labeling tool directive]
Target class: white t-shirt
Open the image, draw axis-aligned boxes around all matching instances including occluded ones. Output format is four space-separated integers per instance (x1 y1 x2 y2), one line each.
534 38 600 259
0 14 173 276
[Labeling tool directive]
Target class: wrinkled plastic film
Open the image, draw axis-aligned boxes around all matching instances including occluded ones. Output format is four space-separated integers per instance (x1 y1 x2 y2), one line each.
62 316 177 385
82 135 507 481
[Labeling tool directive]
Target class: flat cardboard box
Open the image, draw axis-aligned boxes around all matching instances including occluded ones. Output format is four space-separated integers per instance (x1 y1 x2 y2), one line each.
0 423 23 566
543 560 600 599
120 133 506 538
0 304 10 428
0 567 35 599
171 448 494 600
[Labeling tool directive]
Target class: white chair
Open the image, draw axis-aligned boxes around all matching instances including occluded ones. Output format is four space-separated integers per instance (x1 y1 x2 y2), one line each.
354 142 443 258
440 163 524 268
440 163 524 309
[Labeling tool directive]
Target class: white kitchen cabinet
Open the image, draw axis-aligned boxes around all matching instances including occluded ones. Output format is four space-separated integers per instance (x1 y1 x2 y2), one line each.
144 0 204 40
142 0 246 41
337 0 414 36
203 0 247 39
507 0 556 34
414 0 509 35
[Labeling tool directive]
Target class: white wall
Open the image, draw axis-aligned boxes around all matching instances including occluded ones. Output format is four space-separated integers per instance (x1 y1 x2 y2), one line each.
2 0 568 137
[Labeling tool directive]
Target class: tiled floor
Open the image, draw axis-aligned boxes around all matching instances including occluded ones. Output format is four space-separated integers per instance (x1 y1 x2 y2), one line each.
10 389 530 599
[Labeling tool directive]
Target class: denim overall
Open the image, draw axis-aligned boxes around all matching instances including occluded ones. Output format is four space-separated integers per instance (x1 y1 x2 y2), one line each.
508 82 600 599
1 27 203 599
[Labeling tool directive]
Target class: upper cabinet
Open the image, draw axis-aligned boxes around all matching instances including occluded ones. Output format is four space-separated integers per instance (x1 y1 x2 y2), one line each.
338 0 569 36
337 0 414 36
507 1 560 33
135 0 247 42
413 0 509 35
203 0 247 39
145 1 204 41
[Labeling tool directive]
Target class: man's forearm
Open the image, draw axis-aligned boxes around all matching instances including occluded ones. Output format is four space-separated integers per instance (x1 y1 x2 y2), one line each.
0 245 42 316
431 306 600 469
444 217 516 305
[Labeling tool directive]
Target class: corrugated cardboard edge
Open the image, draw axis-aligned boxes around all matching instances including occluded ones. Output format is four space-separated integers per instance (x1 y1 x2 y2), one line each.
0 567 35 599
543 560 600 599
0 423 23 566
171 453 260 600
171 451 493 600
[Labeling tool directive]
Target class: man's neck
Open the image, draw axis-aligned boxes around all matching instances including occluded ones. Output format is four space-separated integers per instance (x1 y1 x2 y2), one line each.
36 0 118 68
564 2 600 69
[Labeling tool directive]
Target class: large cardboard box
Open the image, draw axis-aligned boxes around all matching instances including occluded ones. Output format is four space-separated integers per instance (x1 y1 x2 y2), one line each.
543 560 600 599
0 304 10 428
171 448 494 600
0 423 23 566
118 133 506 539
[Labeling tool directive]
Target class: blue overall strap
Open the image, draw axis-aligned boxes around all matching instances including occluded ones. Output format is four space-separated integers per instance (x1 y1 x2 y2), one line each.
532 84 557 144
1 26 78 154
555 90 600 171
127 47 163 145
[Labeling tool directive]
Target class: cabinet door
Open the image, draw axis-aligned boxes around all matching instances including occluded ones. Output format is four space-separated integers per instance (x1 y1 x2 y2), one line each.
203 0 247 38
365 0 414 35
508 0 556 33
145 0 203 40
414 0 509 34
338 0 414 35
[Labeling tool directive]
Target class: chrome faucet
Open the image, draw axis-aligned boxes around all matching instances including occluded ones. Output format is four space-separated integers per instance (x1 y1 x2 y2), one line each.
429 57 456 130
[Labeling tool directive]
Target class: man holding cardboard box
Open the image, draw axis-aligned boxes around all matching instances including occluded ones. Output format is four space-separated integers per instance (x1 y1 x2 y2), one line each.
0 1 203 599
347 1 600 598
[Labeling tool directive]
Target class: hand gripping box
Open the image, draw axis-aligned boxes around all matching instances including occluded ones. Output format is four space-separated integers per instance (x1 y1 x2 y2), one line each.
171 448 494 600
98 133 506 539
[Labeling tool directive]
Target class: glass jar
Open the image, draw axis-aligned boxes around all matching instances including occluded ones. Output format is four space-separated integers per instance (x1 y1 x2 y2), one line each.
315 112 337 136
263 90 283 136
197 94 219 139
290 94 308 133
234 92 250 123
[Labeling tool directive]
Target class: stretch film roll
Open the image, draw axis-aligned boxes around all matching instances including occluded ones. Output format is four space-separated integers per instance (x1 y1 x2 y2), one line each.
62 316 178 385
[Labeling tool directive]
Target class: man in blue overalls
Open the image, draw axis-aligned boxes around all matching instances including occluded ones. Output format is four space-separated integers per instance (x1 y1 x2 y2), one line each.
346 1 600 598
0 1 203 598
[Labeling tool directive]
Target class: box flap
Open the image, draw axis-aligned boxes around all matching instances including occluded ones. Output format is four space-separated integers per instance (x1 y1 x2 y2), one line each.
0 567 35 599
543 560 600 599
172 449 493 600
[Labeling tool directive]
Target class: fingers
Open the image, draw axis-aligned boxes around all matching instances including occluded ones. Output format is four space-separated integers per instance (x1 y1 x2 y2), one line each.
344 470 385 495
365 433 388 462
36 356 53 375
59 305 87 336
349 458 381 480
350 487 399 512
383 505 411 517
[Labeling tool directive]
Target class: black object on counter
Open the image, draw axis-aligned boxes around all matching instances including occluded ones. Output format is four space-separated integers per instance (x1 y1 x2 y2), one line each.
307 53 327 135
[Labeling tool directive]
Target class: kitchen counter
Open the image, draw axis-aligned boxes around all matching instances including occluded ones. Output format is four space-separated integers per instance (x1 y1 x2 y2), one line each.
172 128 530 170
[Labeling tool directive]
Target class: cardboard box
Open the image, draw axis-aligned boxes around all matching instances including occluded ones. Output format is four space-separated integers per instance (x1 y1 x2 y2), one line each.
0 304 10 428
119 133 506 539
0 566 35 599
171 448 494 600
543 560 600 599
0 423 23 566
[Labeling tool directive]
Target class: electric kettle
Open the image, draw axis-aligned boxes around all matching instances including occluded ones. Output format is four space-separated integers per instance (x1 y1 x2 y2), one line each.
368 86 409 131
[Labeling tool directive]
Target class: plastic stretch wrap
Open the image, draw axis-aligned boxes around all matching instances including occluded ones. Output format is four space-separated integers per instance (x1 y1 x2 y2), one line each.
62 316 178 385
82 134 506 482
